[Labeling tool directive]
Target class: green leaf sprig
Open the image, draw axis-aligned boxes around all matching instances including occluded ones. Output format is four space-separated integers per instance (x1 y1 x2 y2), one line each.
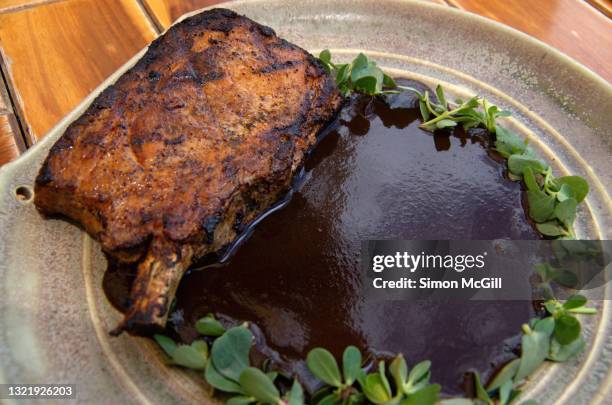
466 291 595 405
205 325 304 405
153 334 208 370
154 292 594 405
307 346 365 405
155 316 303 405
318 50 396 96
401 84 589 239
317 50 590 239
196 312 227 336
153 314 440 405
307 347 440 405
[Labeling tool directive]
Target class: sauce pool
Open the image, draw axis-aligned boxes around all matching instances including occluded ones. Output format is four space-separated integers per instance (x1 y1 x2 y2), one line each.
104 79 539 395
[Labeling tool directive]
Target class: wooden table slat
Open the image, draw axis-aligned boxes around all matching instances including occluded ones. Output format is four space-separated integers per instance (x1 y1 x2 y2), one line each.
142 0 229 29
0 59 25 165
0 0 157 142
0 0 58 14
0 113 24 165
448 0 612 82
587 0 612 18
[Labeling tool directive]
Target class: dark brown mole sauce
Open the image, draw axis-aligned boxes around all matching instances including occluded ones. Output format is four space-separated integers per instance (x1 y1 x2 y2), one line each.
104 79 540 396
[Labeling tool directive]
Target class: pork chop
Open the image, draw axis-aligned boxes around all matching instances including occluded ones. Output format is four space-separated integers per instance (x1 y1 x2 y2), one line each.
34 8 342 334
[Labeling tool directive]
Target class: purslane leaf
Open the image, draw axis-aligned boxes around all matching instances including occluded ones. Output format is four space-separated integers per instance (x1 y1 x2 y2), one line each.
495 126 527 157
287 380 305 405
553 198 578 229
533 316 555 337
378 361 392 398
407 360 431 385
550 268 578 288
239 367 281 404
556 184 572 202
351 53 369 73
486 358 519 391
515 330 549 382
508 154 548 176
196 314 226 337
353 76 380 95
317 394 337 405
563 295 587 310
554 314 581 345
390 355 408 394
548 336 585 362
436 119 457 129
499 379 513 405
473 372 492 405
419 100 430 121
205 359 244 394
342 345 362 385
527 190 556 222
319 49 331 65
383 74 397 88
210 326 253 382
435 85 447 109
227 396 254 405
523 167 539 192
191 340 208 360
362 374 392 404
553 176 589 203
536 221 567 236
171 345 207 370
336 64 350 85
154 334 177 357
399 384 440 405
306 348 343 387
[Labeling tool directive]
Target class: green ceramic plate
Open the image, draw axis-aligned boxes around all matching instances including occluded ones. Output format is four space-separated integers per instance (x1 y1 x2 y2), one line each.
0 0 610 403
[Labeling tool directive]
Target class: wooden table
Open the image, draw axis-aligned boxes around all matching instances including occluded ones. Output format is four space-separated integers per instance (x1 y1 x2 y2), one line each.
0 0 610 167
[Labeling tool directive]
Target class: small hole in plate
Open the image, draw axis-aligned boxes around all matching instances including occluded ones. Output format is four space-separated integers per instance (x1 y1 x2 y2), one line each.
15 185 34 202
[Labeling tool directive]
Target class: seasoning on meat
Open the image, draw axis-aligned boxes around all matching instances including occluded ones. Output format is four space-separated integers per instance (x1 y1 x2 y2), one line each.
34 8 342 335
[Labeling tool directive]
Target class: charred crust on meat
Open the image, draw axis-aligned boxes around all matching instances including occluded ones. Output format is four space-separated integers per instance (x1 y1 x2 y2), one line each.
34 8 343 335
202 215 222 244
256 24 276 37
148 70 161 81
258 60 303 74
141 210 153 223
163 134 186 145
272 140 295 174
163 212 186 233
93 86 121 110
233 211 245 232
35 161 55 186
222 155 237 177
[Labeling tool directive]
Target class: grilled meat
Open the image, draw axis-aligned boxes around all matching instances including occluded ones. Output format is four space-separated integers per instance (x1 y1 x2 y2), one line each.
34 8 342 334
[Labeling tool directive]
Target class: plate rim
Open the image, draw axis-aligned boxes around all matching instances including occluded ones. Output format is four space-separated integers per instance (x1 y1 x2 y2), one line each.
0 1 610 403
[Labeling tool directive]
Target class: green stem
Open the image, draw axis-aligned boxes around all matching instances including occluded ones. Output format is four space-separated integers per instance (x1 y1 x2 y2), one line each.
569 307 597 314
420 104 467 128
424 92 442 118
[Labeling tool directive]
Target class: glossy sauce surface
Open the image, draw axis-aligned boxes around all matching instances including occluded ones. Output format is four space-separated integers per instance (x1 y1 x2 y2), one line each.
104 80 539 395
